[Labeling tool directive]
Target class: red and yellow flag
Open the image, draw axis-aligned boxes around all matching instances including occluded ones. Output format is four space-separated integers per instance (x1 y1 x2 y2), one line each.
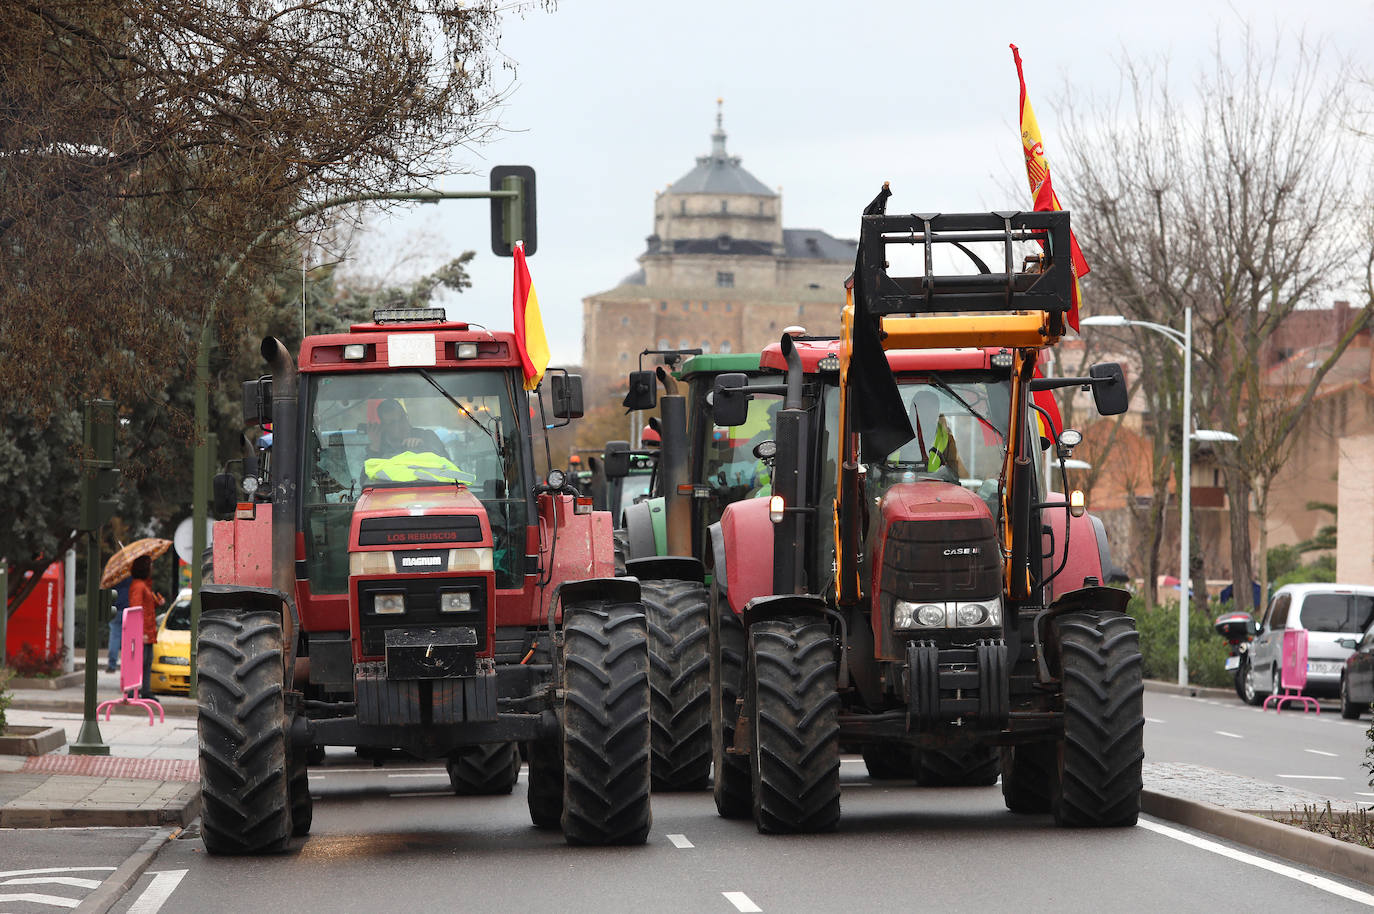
1011 43 1090 332
513 241 549 391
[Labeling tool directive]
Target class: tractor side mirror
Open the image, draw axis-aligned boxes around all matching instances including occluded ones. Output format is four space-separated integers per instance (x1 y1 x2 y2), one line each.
623 370 657 411
1090 362 1128 416
710 373 751 428
603 440 631 479
242 376 272 427
212 472 238 520
551 374 584 419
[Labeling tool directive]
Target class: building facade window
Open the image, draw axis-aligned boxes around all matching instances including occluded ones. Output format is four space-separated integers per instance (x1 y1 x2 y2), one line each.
716 271 734 288
621 316 630 326
658 338 670 349
701 341 712 353
720 200 727 213
659 301 667 311
725 303 733 313
683 302 690 312
721 340 732 353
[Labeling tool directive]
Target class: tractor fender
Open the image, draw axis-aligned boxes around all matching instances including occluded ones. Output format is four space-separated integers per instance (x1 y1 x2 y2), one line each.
624 555 704 583
556 577 643 611
1039 494 1109 605
200 584 295 622
740 593 830 631
622 500 659 561
1035 584 1133 680
708 522 727 594
718 497 775 615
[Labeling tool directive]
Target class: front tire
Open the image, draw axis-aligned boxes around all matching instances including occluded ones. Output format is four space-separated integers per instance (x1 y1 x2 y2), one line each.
1054 610 1144 828
1001 743 1057 814
197 609 292 854
710 582 752 818
749 619 840 834
447 742 521 796
642 579 712 791
861 743 914 780
560 600 652 845
525 737 564 829
1240 658 1266 706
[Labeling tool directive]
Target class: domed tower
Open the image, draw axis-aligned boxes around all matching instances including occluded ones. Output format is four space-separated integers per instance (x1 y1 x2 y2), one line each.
642 100 784 288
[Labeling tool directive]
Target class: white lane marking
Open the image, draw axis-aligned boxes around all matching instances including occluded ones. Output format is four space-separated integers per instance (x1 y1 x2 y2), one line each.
1214 731 1243 739
838 758 865 765
1277 774 1345 780
1 876 102 888
0 867 115 879
666 834 694 848
1357 792 1374 797
316 766 441 774
723 891 763 912
1146 717 1166 724
125 869 188 914
1138 819 1374 905
1304 749 1338 757
0 894 80 908
386 772 449 779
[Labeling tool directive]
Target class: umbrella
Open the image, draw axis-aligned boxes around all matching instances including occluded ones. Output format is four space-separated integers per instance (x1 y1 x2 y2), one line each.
100 538 173 589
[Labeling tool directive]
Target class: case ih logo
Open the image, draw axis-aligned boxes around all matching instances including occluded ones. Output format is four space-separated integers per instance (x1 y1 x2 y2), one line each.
400 554 444 568
386 531 457 544
943 547 980 556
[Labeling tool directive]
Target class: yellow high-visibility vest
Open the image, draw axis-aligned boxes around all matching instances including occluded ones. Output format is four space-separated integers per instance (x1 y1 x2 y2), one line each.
365 451 475 485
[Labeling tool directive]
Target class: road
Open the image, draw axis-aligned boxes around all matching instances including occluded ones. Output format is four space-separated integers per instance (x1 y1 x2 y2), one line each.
6 689 1371 913
1144 691 1370 804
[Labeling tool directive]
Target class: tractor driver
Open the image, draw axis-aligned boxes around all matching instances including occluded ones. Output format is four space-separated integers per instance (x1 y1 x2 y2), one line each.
367 399 450 462
910 389 966 479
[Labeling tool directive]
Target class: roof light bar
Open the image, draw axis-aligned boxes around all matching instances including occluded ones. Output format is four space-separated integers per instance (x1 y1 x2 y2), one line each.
374 307 446 324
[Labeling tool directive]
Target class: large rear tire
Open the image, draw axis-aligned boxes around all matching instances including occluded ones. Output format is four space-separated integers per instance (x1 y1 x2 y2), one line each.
913 745 1000 787
197 609 292 854
710 582 751 817
447 742 521 796
612 528 629 577
1054 610 1144 828
1000 743 1057 814
749 619 840 834
642 579 712 791
861 743 914 781
525 737 564 829
560 600 652 845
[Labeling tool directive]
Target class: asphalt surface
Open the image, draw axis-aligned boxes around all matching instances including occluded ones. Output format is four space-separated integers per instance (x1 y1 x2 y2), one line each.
108 753 1374 914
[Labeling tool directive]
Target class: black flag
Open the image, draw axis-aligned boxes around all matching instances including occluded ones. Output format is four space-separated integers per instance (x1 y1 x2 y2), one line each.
849 183 915 459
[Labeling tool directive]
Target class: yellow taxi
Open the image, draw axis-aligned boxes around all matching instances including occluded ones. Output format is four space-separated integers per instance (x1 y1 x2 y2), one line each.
149 588 192 695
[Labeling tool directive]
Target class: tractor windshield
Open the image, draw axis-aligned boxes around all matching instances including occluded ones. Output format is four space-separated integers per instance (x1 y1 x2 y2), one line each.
870 372 1011 506
302 368 529 591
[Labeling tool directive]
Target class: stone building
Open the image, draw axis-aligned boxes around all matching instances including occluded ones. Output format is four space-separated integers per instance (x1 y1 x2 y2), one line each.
580 104 856 402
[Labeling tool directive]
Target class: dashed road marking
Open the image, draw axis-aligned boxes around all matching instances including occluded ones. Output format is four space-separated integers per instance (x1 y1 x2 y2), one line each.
1304 749 1337 757
386 772 449 779
723 891 763 912
667 834 694 848
125 869 188 914
1277 774 1344 780
1139 819 1374 905
1214 731 1243 739
1146 717 1166 724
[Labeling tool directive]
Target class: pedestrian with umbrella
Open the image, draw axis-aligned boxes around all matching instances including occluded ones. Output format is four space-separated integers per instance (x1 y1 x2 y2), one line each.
129 555 164 698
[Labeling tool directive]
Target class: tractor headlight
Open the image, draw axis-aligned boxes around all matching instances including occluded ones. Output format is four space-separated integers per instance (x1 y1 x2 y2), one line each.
894 597 1002 629
440 591 472 613
373 593 406 615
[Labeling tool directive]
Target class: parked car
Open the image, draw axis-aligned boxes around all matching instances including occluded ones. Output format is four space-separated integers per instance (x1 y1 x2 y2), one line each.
1239 583 1374 705
1341 625 1374 719
148 588 192 695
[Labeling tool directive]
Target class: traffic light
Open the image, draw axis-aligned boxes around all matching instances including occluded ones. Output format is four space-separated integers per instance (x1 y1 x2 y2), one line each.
80 399 120 531
490 165 537 257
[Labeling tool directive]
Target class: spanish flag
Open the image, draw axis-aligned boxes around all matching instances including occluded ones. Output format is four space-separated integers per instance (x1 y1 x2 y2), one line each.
1011 44 1090 332
513 241 549 391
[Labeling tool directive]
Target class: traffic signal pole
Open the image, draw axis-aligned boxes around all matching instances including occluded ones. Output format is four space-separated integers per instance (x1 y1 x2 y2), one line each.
72 399 117 756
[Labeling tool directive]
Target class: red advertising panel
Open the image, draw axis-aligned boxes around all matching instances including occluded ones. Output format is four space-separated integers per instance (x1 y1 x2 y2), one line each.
6 562 64 662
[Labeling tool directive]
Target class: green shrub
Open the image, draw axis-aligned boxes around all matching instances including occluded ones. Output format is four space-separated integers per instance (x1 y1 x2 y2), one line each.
1129 595 1234 688
1274 554 1336 589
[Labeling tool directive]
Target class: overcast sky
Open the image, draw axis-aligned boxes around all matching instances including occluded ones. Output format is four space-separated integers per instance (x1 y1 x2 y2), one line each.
348 0 1371 365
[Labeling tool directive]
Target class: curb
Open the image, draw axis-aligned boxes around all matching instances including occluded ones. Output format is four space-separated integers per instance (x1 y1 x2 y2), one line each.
5 696 199 719
1142 790 1374 886
74 826 176 914
1143 678 1236 700
0 782 200 829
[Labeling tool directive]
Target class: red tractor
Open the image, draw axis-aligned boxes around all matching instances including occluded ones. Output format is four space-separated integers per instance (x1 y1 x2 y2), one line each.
707 205 1142 832
202 308 651 852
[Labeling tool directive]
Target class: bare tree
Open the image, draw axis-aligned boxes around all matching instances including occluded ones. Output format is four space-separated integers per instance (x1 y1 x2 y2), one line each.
0 0 549 613
1058 28 1372 614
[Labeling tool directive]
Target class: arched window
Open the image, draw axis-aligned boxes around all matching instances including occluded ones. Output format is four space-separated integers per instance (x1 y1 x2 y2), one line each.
721 340 732 353
701 341 712 354
657 338 670 349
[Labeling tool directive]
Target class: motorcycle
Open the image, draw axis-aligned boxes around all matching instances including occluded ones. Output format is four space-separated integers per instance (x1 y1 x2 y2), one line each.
1214 610 1258 701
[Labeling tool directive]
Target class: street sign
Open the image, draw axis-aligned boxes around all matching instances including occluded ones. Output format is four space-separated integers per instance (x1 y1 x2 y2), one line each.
174 516 214 565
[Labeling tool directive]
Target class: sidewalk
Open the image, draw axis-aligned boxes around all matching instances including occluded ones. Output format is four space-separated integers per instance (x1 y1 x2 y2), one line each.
2 662 200 827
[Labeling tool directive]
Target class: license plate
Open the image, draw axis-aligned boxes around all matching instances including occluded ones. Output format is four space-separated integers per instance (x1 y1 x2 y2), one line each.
1224 656 1240 671
1307 661 1340 676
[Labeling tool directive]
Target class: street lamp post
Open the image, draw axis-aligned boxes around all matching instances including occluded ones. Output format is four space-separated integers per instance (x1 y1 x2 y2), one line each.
1080 307 1236 687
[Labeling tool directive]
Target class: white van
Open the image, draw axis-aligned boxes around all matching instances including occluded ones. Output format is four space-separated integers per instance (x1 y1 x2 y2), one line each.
1240 583 1374 704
